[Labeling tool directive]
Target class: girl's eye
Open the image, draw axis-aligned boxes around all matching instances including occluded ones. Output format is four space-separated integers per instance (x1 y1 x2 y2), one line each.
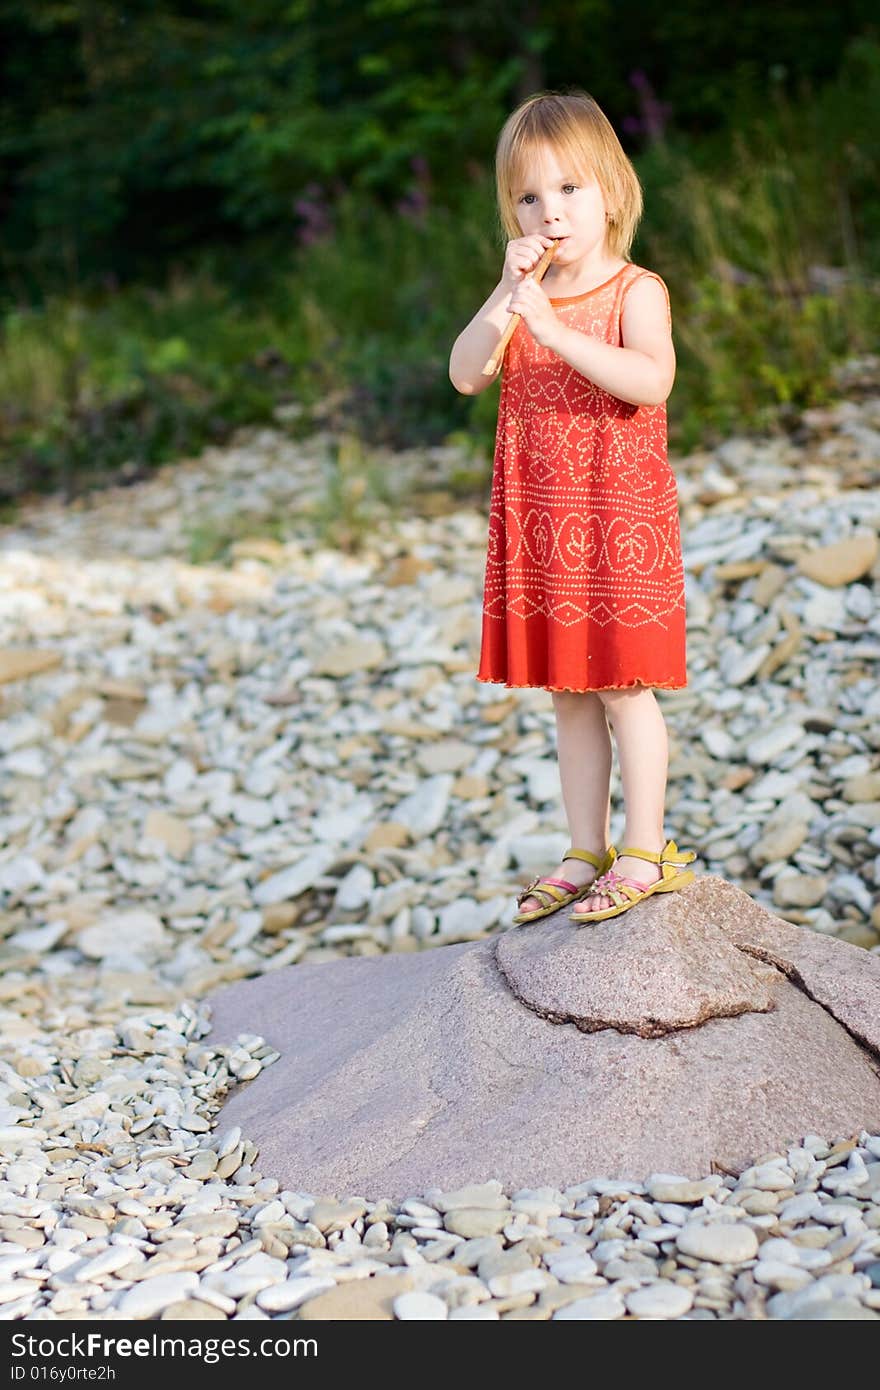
519 185 578 204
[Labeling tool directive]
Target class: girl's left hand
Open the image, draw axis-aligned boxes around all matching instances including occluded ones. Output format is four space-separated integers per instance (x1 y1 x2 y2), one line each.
506 275 559 349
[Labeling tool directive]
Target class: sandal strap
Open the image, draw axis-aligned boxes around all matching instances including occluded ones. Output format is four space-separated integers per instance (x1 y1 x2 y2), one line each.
516 876 578 909
616 838 697 867
662 839 697 864
517 847 617 913
562 847 606 868
616 845 662 863
609 873 654 893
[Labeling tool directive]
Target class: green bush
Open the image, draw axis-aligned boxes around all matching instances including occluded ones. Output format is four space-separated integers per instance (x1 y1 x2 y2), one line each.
1 39 878 511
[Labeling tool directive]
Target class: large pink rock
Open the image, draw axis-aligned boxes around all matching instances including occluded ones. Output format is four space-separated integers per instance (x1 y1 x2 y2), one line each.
205 875 880 1202
496 881 776 1036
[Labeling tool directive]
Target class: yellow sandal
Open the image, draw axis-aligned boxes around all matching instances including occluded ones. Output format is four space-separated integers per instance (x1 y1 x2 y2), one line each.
512 845 617 925
569 838 696 924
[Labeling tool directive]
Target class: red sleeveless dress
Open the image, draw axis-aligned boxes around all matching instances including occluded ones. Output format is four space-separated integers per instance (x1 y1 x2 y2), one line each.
476 261 687 692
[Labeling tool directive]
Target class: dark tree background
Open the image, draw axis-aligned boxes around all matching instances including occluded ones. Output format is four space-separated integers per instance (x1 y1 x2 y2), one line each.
1 1 876 297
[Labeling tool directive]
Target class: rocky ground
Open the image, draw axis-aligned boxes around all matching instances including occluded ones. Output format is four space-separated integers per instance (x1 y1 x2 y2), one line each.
0 369 879 1319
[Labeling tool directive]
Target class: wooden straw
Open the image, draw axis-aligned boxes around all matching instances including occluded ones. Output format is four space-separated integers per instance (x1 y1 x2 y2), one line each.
481 239 559 376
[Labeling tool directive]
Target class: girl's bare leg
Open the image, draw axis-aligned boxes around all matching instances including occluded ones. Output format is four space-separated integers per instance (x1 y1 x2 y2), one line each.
571 684 668 917
517 690 614 914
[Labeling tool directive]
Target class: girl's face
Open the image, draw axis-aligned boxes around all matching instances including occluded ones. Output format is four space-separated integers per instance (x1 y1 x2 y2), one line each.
513 142 610 264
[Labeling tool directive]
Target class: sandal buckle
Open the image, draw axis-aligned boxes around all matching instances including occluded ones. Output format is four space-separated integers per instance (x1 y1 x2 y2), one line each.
516 875 540 906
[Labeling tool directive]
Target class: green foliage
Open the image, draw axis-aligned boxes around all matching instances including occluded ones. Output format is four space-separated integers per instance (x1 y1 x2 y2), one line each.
0 270 290 502
1 2 875 291
184 511 288 567
0 17 878 514
632 36 880 447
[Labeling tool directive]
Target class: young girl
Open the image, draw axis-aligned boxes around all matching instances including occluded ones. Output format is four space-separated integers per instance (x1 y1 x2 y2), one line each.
449 89 697 925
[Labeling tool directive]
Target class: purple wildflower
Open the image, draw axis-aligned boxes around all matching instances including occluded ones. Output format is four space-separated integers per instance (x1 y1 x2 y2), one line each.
625 69 672 144
293 182 335 247
395 154 432 224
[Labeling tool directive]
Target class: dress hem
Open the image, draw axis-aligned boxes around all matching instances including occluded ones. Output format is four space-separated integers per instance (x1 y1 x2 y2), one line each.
475 674 688 693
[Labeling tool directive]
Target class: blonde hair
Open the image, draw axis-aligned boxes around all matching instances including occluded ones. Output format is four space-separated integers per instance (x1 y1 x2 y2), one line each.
495 89 643 260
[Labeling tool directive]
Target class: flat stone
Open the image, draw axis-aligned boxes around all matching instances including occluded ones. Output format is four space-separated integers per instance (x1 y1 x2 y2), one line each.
443 1208 509 1238
311 638 386 677
753 1260 814 1291
797 534 878 586
297 1274 416 1320
782 1299 879 1320
72 1247 135 1281
553 1289 627 1319
0 647 63 684
364 822 410 851
393 1290 449 1319
308 1198 366 1233
772 871 829 909
718 641 770 686
160 1300 228 1319
252 847 337 905
335 864 375 911
256 1277 337 1313
545 1252 598 1282
745 722 805 766
624 1281 694 1318
202 1252 287 1297
843 772 880 802
646 1175 722 1203
415 740 474 775
432 1181 508 1212
116 1272 199 1318
750 820 809 865
173 1211 239 1238
390 775 453 837
77 908 168 962
144 809 192 858
676 1221 759 1263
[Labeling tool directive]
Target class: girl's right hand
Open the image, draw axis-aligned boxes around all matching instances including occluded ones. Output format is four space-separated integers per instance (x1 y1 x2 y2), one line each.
501 234 557 290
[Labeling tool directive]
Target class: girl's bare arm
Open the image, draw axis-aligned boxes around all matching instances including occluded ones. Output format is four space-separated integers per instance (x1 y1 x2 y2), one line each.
449 233 555 394
448 279 514 395
544 276 675 407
